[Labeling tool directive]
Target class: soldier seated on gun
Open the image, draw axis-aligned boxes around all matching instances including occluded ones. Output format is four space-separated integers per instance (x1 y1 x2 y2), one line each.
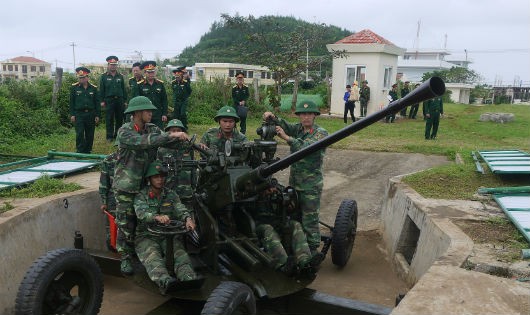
134 161 198 294
254 188 324 276
198 105 247 152
157 119 194 204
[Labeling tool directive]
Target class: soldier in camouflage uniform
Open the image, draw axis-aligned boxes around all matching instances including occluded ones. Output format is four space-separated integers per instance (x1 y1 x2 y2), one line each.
157 119 194 203
99 146 119 250
69 67 101 154
359 80 370 117
200 106 247 151
171 67 192 130
262 100 328 253
135 161 197 294
113 96 189 275
132 61 168 129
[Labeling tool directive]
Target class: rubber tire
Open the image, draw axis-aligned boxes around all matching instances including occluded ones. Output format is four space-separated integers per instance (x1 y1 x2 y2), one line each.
201 281 256 315
15 248 104 315
331 199 358 267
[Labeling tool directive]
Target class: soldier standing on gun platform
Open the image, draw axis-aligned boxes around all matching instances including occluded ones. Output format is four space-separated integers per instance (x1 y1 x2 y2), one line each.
113 96 188 275
99 56 127 142
262 100 328 255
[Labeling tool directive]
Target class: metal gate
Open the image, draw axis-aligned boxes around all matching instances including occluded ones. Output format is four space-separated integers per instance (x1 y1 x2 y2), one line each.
477 150 530 174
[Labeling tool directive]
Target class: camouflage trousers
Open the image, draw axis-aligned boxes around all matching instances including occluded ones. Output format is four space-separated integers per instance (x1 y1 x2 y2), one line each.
297 188 322 250
256 221 311 269
115 191 137 259
135 236 196 286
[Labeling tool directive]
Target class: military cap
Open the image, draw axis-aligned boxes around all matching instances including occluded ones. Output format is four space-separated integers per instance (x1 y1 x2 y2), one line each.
404 81 410 84
392 83 398 88
75 67 90 78
106 56 119 64
215 105 240 122
172 67 183 74
124 96 157 114
295 100 320 115
145 161 167 178
132 62 142 68
165 119 187 132
141 61 157 72
362 80 368 84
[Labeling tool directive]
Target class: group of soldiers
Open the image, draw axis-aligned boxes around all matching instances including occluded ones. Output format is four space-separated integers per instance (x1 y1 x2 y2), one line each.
99 85 327 292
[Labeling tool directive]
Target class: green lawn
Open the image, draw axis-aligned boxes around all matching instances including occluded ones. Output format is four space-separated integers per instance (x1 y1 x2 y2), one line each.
3 103 529 200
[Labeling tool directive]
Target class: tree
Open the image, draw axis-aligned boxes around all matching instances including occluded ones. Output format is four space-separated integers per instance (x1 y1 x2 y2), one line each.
221 14 345 111
422 67 481 84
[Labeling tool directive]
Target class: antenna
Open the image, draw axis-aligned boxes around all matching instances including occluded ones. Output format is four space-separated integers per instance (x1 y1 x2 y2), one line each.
414 20 421 59
70 42 77 69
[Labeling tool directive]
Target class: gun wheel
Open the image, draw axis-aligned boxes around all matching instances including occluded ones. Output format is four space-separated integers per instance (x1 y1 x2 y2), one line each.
201 281 256 315
15 248 103 315
331 199 358 267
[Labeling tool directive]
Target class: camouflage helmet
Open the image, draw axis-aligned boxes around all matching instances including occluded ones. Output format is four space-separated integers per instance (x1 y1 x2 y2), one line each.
165 119 186 132
294 100 320 116
214 105 240 122
125 96 157 114
145 161 167 178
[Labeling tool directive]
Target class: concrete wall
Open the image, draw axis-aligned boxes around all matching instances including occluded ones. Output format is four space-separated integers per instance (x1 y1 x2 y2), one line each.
0 189 106 315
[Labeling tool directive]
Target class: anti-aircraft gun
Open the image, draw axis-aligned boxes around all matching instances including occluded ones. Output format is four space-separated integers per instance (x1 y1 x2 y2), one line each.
14 77 445 315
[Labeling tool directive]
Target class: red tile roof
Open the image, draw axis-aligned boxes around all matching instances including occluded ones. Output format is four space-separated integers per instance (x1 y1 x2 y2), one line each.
9 56 47 63
335 29 395 45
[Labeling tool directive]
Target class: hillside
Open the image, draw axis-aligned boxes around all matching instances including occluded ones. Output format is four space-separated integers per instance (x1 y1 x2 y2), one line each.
177 15 353 71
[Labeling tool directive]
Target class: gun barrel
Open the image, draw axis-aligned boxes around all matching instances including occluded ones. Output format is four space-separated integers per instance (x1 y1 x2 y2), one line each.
259 76 445 178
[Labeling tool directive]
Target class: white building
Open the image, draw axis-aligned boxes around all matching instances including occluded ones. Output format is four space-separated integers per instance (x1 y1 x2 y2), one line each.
326 29 405 116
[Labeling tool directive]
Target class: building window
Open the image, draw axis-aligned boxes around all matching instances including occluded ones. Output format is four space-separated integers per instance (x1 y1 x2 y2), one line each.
2 65 6 71
383 67 393 89
39 66 45 72
261 72 266 79
247 71 253 79
345 65 366 86
8 65 13 71
267 72 271 79
229 69 235 77
31 66 36 72
197 68 204 77
22 65 28 73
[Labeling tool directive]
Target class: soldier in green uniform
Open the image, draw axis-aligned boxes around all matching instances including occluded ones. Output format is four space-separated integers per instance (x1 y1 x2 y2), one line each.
262 100 328 254
157 119 194 204
132 61 168 129
385 83 398 123
408 83 421 119
99 145 119 250
113 96 189 275
99 56 127 142
128 62 144 96
231 72 250 134
359 80 370 117
134 161 197 294
199 106 247 151
171 67 192 130
69 67 100 153
399 81 410 117
424 96 444 140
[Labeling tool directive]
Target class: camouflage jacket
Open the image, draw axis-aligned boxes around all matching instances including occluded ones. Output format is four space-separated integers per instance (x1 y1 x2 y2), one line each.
276 118 328 191
134 186 192 239
360 85 370 102
99 151 118 207
200 127 247 152
157 145 194 199
113 122 173 193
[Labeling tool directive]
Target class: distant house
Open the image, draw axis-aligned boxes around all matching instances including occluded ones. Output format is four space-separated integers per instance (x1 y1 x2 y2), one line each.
0 56 52 81
192 63 275 85
397 49 471 82
326 29 405 116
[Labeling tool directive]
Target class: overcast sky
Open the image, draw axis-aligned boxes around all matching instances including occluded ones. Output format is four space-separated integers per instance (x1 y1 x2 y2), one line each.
1 0 529 85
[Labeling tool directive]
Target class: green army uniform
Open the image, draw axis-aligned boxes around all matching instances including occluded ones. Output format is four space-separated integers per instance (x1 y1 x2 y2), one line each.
385 85 398 123
171 70 192 130
129 76 144 97
424 96 444 140
134 184 196 288
99 72 127 141
399 82 410 117
232 83 250 134
133 79 168 129
99 151 118 249
200 106 247 151
275 102 328 250
359 81 370 117
69 70 101 154
113 96 175 274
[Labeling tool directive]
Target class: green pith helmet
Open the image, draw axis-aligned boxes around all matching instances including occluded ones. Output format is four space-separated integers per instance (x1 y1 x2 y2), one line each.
124 96 157 114
294 100 320 115
145 161 167 178
214 105 240 122
165 119 186 132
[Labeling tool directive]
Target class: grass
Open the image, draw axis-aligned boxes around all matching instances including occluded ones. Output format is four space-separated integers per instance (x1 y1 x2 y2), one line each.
2 102 529 200
0 176 82 199
0 202 14 214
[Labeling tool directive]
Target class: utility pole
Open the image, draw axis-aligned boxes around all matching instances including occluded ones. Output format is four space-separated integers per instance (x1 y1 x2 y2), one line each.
70 42 77 70
306 39 309 81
